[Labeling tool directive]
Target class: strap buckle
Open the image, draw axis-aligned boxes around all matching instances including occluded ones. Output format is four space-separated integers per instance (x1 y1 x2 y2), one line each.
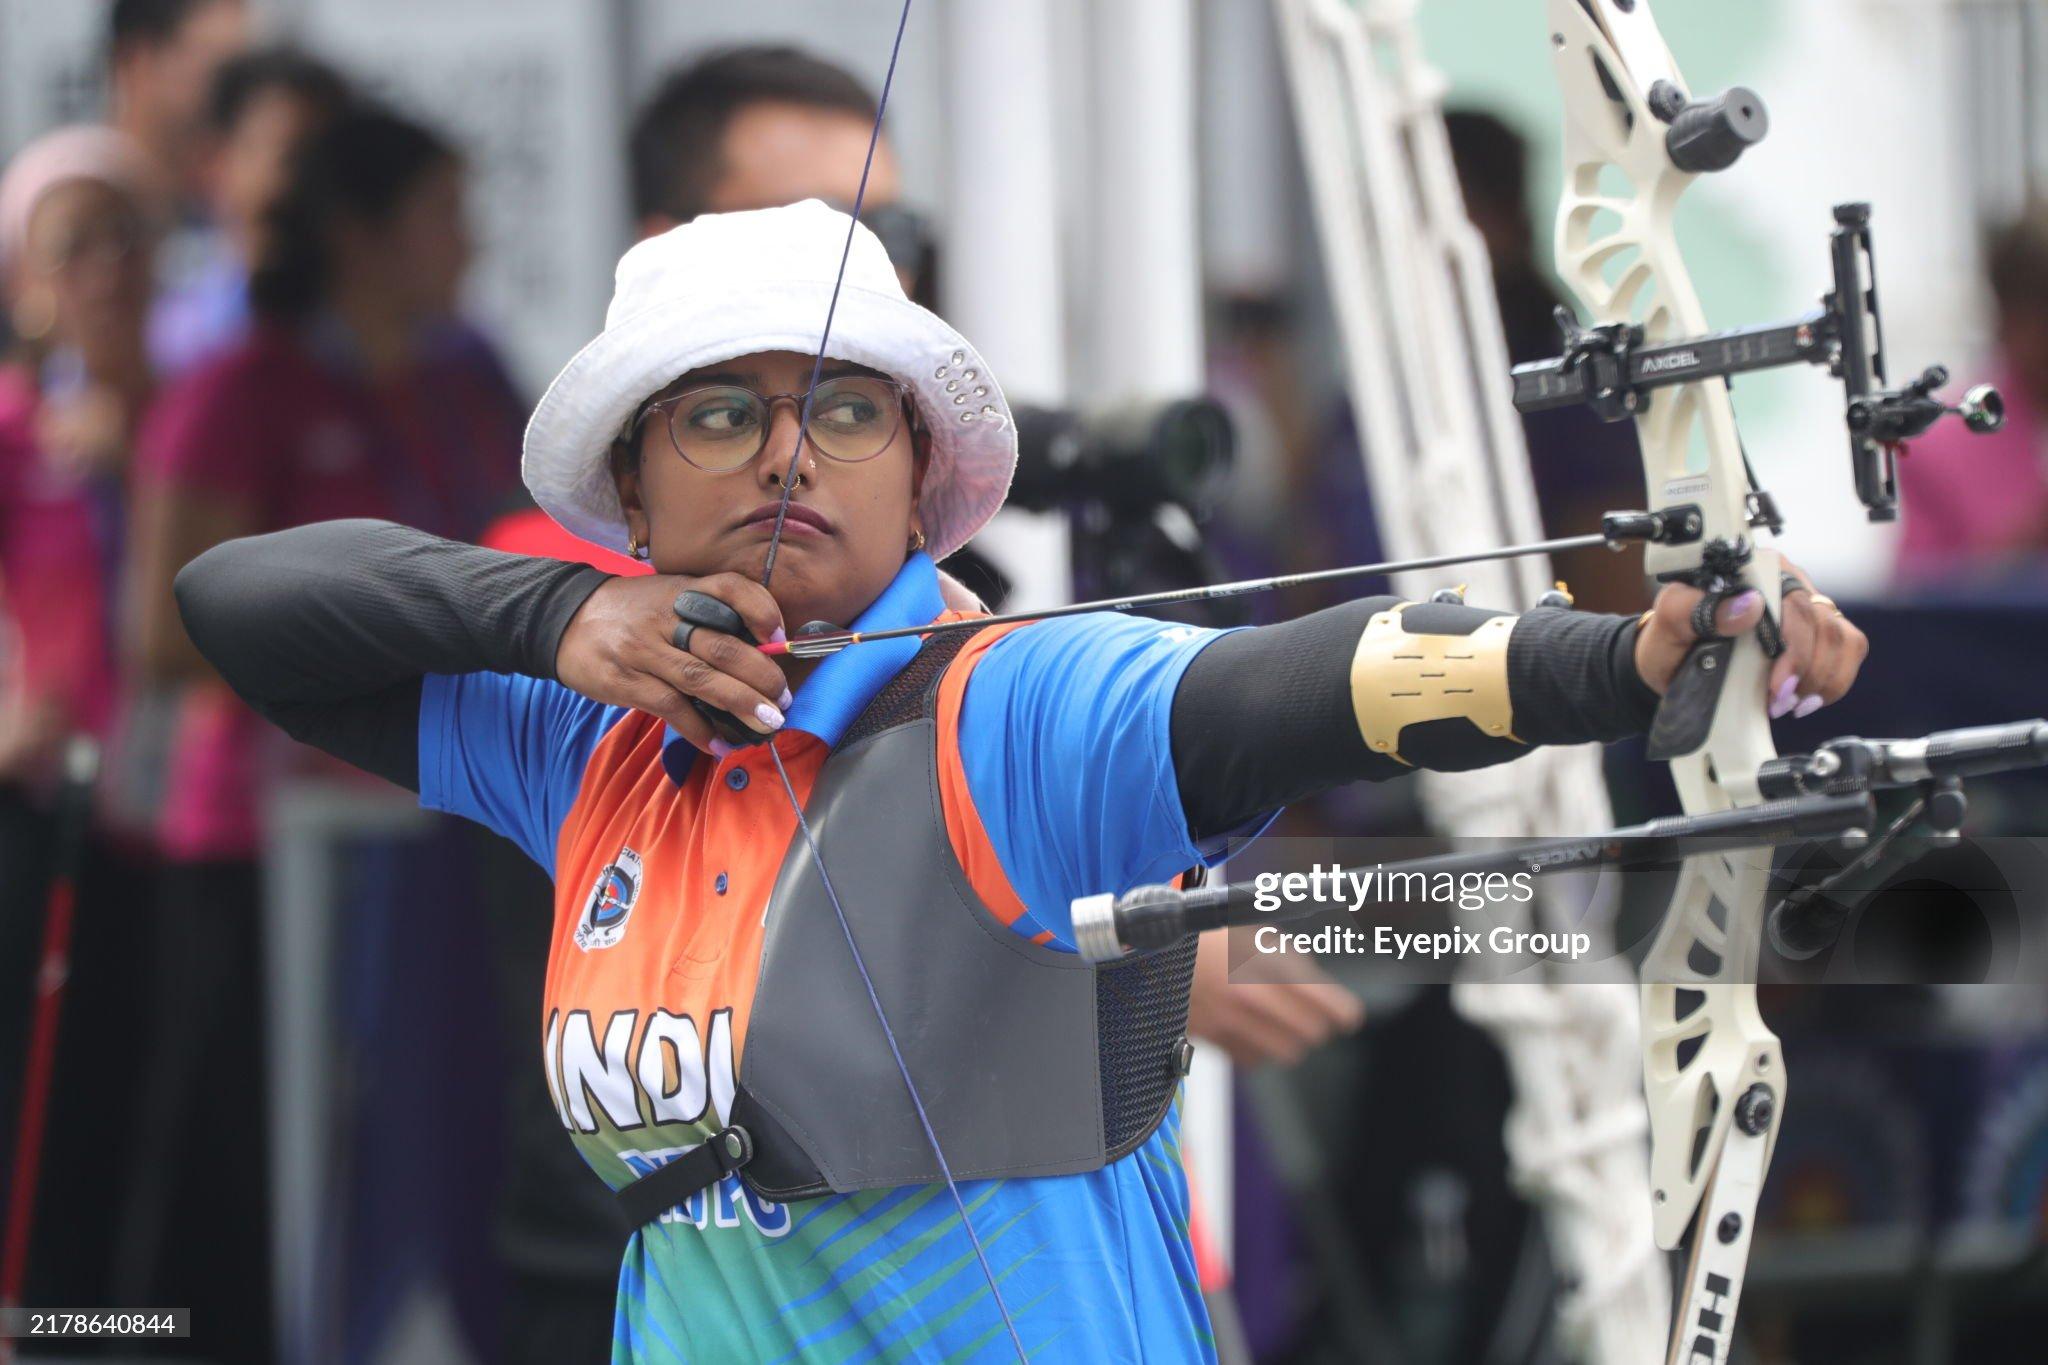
712 1124 754 1175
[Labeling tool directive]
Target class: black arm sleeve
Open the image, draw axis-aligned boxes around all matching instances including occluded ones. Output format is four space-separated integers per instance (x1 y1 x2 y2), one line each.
174 519 611 791
1170 597 1658 841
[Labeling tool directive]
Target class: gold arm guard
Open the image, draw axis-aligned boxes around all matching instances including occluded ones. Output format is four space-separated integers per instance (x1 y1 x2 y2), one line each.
1349 604 1523 765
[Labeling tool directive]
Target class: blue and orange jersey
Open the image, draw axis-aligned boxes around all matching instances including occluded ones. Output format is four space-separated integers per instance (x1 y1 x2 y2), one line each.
418 552 1254 1362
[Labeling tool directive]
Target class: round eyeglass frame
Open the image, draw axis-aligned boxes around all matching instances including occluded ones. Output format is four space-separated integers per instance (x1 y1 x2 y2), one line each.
30 211 146 278
629 375 919 474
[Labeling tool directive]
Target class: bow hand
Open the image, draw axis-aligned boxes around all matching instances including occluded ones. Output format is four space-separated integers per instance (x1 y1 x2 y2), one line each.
1634 564 1866 694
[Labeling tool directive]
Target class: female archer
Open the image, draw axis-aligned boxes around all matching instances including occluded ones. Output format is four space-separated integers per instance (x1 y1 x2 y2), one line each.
176 199 1866 1362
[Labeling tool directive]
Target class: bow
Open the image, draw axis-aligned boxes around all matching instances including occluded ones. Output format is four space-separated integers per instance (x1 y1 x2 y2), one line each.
1540 7 1786 1360
1538 4 1996 1359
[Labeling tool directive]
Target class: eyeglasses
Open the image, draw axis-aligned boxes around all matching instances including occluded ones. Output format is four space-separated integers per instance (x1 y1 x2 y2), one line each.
30 213 144 277
634 375 914 473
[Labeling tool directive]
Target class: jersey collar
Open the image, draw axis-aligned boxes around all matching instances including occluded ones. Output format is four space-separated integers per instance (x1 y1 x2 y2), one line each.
660 552 947 784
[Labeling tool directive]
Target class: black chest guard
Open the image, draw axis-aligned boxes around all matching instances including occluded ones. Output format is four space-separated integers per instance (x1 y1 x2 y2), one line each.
616 628 1197 1230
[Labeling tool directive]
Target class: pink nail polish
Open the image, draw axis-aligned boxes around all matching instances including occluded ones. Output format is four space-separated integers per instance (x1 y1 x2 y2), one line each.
778 688 794 710
769 627 787 645
756 702 785 730
1769 694 1793 720
1793 695 1824 719
1727 589 1762 619
707 739 733 759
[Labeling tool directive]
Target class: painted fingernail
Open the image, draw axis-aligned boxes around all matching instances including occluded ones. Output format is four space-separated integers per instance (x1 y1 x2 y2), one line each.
769 627 787 645
707 739 733 759
755 702 785 730
1793 694 1824 719
778 687 794 710
1768 675 1801 718
1725 589 1762 622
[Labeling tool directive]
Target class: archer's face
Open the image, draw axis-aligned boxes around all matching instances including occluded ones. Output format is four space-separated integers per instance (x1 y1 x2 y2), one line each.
616 349 927 633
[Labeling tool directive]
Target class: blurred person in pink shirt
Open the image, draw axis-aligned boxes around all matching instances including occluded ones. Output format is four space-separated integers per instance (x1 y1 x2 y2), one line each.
1895 203 2048 586
0 127 157 784
130 104 522 862
0 124 160 1317
116 104 523 1360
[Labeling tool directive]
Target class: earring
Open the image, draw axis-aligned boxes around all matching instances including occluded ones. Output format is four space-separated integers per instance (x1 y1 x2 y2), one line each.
908 528 927 553
626 531 647 560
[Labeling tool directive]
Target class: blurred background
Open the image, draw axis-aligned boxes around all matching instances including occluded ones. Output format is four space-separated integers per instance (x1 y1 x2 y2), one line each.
1 1 2046 1362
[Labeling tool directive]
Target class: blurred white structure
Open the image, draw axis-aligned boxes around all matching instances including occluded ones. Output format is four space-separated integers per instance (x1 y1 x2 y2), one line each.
936 0 1070 611
1275 0 1668 1357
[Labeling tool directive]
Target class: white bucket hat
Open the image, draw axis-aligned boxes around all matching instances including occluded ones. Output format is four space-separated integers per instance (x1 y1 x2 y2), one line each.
524 199 1016 561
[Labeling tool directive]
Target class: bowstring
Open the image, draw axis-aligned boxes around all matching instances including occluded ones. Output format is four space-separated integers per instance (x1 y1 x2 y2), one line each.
755 3 1029 1359
759 0 907 590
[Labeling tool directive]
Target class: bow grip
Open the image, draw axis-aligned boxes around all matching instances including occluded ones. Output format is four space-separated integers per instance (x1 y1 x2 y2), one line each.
671 589 769 748
1645 637 1733 761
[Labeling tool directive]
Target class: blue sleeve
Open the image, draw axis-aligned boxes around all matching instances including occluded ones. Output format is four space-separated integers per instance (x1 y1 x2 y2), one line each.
956 615 1274 947
417 672 624 874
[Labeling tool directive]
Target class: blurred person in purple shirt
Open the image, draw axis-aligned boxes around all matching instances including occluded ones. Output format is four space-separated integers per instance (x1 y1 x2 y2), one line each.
107 0 250 210
148 47 352 377
1895 202 2048 587
107 0 251 357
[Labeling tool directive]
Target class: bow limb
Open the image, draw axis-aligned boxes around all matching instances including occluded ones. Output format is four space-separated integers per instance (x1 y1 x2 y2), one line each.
1546 3 1784 1360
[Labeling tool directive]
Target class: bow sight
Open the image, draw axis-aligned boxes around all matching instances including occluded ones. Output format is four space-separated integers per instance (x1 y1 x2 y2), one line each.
1512 197 2004 524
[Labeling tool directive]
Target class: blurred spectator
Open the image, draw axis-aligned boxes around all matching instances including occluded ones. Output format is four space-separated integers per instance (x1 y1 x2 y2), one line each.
150 46 352 377
0 122 158 1322
1444 108 1645 612
107 0 250 210
1895 201 2048 586
107 0 251 335
631 44 936 306
115 105 522 1364
0 128 156 772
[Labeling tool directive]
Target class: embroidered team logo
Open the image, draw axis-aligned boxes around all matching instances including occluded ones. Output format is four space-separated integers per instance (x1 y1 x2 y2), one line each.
576 847 643 951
